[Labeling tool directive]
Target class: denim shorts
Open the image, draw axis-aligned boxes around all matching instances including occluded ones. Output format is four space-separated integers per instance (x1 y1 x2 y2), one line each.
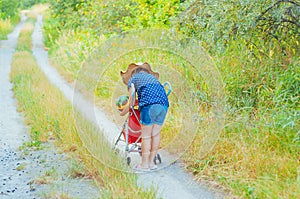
140 104 168 126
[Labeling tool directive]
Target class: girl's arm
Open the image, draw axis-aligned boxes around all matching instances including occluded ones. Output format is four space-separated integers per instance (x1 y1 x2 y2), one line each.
120 84 135 116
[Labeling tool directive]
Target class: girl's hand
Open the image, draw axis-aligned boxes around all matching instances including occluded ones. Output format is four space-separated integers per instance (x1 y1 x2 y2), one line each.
119 105 129 116
120 84 135 116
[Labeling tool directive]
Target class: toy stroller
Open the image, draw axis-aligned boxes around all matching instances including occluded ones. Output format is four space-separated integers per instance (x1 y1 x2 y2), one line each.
114 82 172 165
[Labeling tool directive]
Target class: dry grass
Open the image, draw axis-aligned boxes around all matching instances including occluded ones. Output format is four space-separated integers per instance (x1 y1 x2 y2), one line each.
0 18 13 39
41 192 72 199
21 3 49 17
16 22 35 51
31 4 49 15
34 176 53 185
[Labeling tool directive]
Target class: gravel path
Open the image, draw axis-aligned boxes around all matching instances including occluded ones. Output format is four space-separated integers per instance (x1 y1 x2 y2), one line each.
0 15 100 199
31 14 226 199
0 14 34 198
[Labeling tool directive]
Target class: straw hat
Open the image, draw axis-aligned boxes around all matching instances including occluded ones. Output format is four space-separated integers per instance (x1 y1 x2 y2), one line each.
120 62 159 85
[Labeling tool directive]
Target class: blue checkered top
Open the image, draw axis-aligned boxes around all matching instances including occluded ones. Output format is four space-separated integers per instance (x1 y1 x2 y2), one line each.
127 72 169 109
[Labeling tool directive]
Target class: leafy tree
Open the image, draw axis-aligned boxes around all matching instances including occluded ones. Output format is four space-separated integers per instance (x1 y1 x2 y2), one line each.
98 0 135 34
254 0 300 54
49 0 90 29
20 0 48 9
48 0 183 35
100 0 182 34
178 0 299 55
0 0 2 18
0 0 20 19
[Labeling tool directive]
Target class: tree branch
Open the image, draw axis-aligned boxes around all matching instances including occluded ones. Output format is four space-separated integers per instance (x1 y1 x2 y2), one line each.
256 0 300 22
281 18 300 28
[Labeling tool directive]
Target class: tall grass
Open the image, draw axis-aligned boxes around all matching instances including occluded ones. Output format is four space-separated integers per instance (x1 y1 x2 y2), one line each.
49 29 101 80
183 40 299 198
15 20 35 52
48 25 299 198
10 12 158 198
0 18 14 39
0 13 21 40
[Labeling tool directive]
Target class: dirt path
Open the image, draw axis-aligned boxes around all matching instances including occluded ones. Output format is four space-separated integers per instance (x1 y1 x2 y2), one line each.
0 14 34 198
31 14 226 199
0 15 100 199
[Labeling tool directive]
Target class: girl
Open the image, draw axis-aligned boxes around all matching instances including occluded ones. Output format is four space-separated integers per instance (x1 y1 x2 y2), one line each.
120 63 169 171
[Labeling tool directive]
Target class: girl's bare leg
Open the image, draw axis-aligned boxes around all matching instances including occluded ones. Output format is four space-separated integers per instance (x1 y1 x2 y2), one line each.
141 125 153 168
149 124 162 168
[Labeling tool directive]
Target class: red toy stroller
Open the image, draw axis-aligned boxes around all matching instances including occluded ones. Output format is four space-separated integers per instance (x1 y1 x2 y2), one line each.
114 82 172 166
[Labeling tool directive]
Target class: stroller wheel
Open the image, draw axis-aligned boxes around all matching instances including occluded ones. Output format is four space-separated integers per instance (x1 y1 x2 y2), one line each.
138 146 142 156
157 153 162 163
126 156 131 165
153 153 162 165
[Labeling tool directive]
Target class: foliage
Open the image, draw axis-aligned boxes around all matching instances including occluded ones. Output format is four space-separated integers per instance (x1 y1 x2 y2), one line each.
20 0 48 9
42 13 61 49
48 0 91 29
0 0 20 19
0 0 46 19
178 0 300 55
100 0 182 34
46 0 182 35
0 0 21 39
43 0 94 48
43 0 183 60
49 29 100 77
0 18 13 39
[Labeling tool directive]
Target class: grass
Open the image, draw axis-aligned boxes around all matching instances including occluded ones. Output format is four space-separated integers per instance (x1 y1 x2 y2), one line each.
0 18 14 39
0 13 21 39
48 29 100 82
40 192 72 199
34 176 52 185
16 163 27 171
68 159 87 179
182 41 300 198
47 24 299 199
10 10 158 199
15 19 35 52
34 167 58 185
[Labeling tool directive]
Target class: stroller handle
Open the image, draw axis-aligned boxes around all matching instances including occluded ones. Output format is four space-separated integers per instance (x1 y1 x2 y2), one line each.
130 83 136 107
163 81 172 96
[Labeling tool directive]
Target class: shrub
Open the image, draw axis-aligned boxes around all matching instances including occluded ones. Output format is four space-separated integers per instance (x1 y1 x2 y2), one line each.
0 0 20 19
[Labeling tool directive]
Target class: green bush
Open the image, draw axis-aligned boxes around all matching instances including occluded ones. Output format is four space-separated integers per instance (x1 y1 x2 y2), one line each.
46 0 182 36
49 0 90 29
100 0 182 34
0 0 20 19
178 0 300 55
20 0 48 9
